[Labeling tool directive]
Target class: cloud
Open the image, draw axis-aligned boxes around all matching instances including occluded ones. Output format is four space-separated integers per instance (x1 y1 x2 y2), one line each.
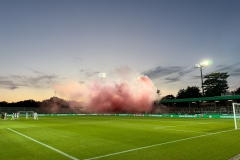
214 63 240 73
78 81 85 84
69 56 83 65
28 75 58 88
142 65 198 83
191 75 201 80
230 68 240 77
79 69 100 78
164 76 180 83
0 79 21 90
143 66 184 79
178 67 196 75
207 63 240 79
144 63 240 83
0 74 58 90
28 69 44 74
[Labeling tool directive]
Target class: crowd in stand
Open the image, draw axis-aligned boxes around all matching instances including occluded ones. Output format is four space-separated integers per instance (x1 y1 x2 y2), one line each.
170 105 233 114
153 104 234 114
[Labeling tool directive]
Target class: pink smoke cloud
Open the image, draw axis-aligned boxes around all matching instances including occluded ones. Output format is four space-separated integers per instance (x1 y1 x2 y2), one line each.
54 68 158 113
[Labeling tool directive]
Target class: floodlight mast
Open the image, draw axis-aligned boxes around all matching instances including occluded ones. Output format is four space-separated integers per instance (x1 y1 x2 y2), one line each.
195 60 212 96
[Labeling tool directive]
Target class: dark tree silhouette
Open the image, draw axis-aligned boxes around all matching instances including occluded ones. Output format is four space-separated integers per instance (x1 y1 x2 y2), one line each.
203 72 229 97
161 94 175 100
176 86 201 99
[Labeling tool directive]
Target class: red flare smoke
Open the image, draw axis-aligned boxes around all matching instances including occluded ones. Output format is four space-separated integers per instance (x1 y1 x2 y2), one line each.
54 70 157 113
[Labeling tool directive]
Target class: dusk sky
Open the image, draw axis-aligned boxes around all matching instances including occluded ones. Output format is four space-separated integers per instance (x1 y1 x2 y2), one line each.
1 0 240 102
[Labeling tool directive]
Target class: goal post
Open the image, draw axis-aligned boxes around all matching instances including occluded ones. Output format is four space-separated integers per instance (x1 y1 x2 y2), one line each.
232 103 240 129
18 111 34 119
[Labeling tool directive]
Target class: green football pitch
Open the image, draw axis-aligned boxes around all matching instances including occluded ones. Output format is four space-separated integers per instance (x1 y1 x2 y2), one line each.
1 116 239 160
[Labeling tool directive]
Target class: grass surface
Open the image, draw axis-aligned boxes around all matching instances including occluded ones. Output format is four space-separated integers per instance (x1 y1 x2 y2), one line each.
0 116 239 160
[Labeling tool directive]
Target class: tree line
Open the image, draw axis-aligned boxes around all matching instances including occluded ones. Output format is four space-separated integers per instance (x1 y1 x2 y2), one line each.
0 97 82 109
162 72 240 100
1 72 239 107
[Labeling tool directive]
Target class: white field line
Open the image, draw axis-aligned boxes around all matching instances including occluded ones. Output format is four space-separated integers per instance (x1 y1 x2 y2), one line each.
7 128 78 160
154 122 223 129
84 129 235 160
159 128 206 134
153 122 223 133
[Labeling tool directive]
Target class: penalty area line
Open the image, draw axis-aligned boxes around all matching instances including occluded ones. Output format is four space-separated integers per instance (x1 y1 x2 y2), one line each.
7 128 78 160
84 129 235 160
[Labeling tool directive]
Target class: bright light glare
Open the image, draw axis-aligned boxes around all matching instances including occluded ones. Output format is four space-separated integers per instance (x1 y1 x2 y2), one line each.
98 73 106 78
200 61 209 66
199 59 213 67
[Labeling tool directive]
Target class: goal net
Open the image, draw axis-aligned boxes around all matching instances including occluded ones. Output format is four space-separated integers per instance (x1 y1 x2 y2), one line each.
18 111 34 119
232 103 240 129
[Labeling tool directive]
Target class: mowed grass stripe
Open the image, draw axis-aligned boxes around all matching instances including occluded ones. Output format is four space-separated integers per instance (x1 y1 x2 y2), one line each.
84 129 235 160
2 116 238 160
7 128 79 160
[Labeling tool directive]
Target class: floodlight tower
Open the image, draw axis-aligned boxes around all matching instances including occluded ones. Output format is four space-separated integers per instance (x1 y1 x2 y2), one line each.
195 60 212 96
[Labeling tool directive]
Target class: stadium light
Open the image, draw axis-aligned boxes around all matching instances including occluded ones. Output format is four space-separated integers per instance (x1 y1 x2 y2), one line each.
98 73 106 78
98 73 106 82
195 60 212 96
